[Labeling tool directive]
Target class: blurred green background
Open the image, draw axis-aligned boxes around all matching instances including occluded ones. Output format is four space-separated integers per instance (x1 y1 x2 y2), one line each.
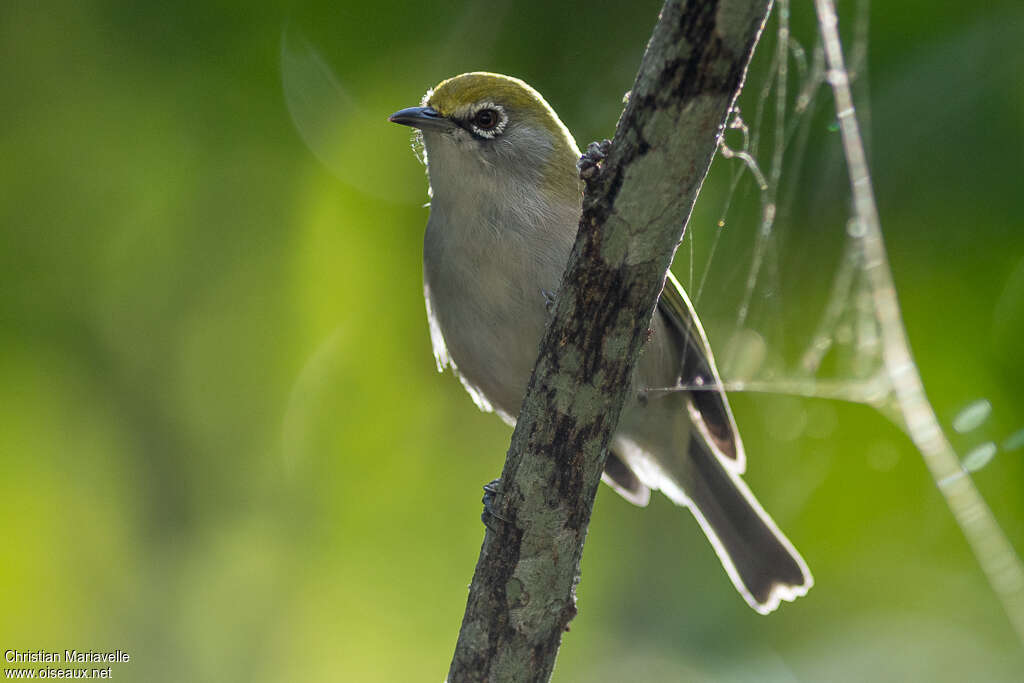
2 1 1023 681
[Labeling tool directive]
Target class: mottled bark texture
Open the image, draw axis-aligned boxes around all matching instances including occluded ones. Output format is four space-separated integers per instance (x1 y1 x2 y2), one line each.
446 1 773 681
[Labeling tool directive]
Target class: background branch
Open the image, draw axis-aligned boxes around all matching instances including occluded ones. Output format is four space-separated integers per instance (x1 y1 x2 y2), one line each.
447 1 774 681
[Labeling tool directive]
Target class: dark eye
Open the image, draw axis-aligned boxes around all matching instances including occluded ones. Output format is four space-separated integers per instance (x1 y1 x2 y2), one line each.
473 108 499 130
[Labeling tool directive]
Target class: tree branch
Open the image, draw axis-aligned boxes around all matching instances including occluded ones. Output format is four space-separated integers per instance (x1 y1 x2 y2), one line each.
446 1 773 681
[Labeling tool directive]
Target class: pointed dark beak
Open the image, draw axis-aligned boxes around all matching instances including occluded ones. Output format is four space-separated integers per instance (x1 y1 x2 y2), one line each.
388 106 452 131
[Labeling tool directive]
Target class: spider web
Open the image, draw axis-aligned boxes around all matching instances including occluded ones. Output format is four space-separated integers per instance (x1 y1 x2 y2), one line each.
279 0 1024 643
663 0 1024 643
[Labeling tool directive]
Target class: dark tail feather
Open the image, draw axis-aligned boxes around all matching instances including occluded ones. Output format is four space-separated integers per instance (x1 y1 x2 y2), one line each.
603 451 651 507
685 433 812 613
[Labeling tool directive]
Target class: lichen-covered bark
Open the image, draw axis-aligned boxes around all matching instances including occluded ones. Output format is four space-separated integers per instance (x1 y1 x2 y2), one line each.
446 2 773 681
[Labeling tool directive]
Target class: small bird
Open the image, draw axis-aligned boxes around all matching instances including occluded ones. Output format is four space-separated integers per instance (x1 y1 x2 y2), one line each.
390 72 812 614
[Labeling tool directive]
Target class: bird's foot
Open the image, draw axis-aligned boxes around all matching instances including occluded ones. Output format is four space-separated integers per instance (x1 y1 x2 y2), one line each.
481 478 509 530
577 139 612 181
542 289 556 315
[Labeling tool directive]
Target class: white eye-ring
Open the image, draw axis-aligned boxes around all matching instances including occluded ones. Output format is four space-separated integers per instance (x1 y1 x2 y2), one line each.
468 102 507 138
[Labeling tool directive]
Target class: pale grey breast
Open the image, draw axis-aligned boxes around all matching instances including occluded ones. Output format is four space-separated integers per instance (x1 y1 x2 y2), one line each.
423 194 576 418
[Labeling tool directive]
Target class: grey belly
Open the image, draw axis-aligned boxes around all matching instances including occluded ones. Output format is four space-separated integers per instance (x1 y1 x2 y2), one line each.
430 277 548 418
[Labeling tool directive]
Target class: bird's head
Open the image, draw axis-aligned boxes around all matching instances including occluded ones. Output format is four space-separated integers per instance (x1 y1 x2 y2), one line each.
389 72 582 205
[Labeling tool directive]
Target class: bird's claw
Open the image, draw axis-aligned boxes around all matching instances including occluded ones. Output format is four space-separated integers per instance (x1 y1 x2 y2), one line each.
542 289 556 315
577 139 612 181
481 478 509 530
